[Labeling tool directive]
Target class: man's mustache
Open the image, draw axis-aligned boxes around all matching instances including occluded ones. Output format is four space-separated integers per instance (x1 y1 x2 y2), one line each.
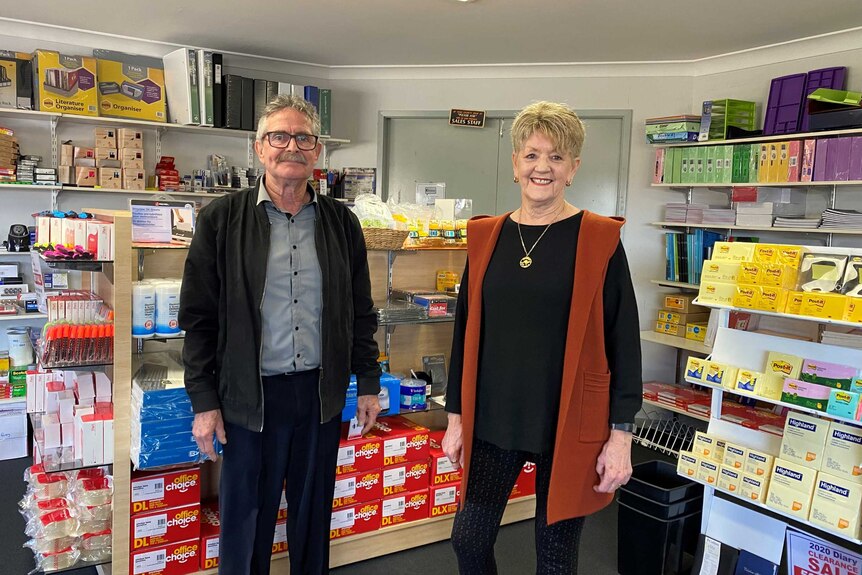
278 153 307 164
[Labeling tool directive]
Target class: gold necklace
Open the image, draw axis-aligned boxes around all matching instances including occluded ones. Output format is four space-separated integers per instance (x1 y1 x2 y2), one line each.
516 204 565 269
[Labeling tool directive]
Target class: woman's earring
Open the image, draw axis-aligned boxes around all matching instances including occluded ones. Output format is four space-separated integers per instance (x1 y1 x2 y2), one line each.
565 180 572 186
513 176 519 183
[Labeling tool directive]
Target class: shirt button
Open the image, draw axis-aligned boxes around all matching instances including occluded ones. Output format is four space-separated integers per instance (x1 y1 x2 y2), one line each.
293 245 297 249
291 219 295 224
294 299 298 304
296 353 301 358
294 271 298 276
295 326 299 331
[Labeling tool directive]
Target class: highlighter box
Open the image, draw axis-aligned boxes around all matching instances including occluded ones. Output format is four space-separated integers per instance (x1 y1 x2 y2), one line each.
810 472 862 539
781 379 830 412
700 260 741 283
723 442 748 470
677 451 700 478
826 389 861 421
755 286 788 313
800 358 858 390
717 465 743 494
712 241 756 262
685 357 706 381
823 422 862 483
705 362 737 389
664 294 707 314
739 472 770 502
743 448 775 477
332 469 383 509
693 431 723 462
784 291 805 315
737 262 762 285
698 281 736 306
657 309 710 325
697 458 719 485
685 322 708 342
732 285 760 309
801 293 847 320
735 369 765 395
766 459 817 520
655 321 685 337
32 50 98 116
94 50 167 122
781 412 830 469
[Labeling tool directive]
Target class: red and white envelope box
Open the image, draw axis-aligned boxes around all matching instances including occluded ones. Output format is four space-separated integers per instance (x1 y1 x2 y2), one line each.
132 503 201 550
330 500 382 540
382 459 431 496
509 461 537 500
372 415 430 466
380 489 430 528
333 469 383 509
336 429 384 475
131 538 200 575
199 501 220 571
429 430 463 486
131 468 200 515
431 482 462 518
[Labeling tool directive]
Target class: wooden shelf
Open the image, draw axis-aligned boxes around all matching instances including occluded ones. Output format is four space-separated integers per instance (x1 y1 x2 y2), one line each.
652 126 862 148
652 180 862 188
642 398 710 422
680 472 862 546
651 279 699 290
640 330 712 354
132 242 191 250
652 221 862 235
692 298 862 329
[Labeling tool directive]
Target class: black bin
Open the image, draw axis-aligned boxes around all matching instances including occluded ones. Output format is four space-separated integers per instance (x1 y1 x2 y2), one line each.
617 460 703 575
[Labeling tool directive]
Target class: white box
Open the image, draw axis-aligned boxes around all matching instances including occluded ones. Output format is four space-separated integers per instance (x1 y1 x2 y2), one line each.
77 414 103 466
102 417 113 464
94 372 111 397
809 471 862 539
766 459 817 520
739 472 770 503
823 421 862 484
75 373 95 403
50 218 63 246
60 422 74 447
86 221 114 261
44 413 61 449
781 412 830 470
37 217 51 245
58 397 75 424
26 371 38 414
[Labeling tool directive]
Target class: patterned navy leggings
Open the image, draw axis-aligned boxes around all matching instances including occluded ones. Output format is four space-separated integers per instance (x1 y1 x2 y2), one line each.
451 438 586 574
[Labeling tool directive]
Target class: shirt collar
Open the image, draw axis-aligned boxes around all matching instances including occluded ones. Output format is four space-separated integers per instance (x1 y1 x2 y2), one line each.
256 176 318 207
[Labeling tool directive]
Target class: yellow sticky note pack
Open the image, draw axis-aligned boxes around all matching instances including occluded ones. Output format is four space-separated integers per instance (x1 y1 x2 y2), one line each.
712 241 755 262
700 260 741 283
677 451 700 478
737 262 762 285
732 284 760 309
756 286 788 313
776 245 805 268
705 362 737 389
685 357 706 381
717 465 743 494
844 298 862 324
801 293 847 320
785 291 805 315
698 281 736 306
753 244 780 264
735 369 764 395
758 264 798 288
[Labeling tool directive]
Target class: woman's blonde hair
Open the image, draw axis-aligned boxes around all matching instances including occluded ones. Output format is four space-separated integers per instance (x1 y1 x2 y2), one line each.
511 101 586 159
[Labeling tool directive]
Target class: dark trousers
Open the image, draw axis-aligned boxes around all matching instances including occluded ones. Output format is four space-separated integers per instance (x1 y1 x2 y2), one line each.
451 438 586 575
219 370 341 575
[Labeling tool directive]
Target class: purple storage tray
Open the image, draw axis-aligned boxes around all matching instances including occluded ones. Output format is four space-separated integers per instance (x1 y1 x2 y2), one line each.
763 73 807 135
801 66 847 132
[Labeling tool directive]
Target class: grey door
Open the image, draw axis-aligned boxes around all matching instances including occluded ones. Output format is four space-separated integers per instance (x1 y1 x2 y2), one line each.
381 110 631 218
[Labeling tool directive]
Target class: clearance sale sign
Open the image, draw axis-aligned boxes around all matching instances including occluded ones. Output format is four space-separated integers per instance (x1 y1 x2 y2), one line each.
787 531 861 575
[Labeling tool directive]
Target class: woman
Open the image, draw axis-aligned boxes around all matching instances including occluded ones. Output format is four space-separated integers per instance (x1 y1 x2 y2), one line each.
443 101 642 574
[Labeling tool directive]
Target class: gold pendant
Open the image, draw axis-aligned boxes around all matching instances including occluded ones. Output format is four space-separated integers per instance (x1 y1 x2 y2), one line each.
519 256 532 268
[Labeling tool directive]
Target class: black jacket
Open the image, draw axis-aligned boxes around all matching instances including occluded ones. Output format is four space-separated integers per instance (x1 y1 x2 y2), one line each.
179 181 381 431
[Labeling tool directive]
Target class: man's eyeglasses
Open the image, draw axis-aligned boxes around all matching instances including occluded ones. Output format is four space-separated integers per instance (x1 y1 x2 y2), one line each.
263 132 319 150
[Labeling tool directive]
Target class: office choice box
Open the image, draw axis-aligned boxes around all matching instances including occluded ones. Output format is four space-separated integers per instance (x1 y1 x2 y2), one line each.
744 448 775 477
663 294 707 314
677 451 700 478
131 503 200 550
429 430 462 486
94 50 167 122
32 50 98 116
380 489 430 528
329 500 381 540
698 281 736 306
823 422 862 483
199 501 220 570
766 459 817 520
382 459 431 497
372 416 430 466
657 309 710 325
781 412 829 469
739 472 769 502
717 465 742 494
271 520 288 555
95 147 119 166
509 461 537 499
430 482 461 517
333 469 383 509
131 539 200 575
723 443 747 470
809 472 862 539
336 431 384 475
700 260 741 283
131 468 201 515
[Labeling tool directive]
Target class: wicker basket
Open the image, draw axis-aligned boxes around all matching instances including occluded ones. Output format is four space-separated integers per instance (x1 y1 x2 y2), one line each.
363 227 409 250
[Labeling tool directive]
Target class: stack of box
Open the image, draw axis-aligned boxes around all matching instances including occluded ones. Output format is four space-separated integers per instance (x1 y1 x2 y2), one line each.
654 295 709 342
735 188 807 228
341 372 401 422
17 155 56 185
0 126 17 183
58 127 144 190
130 467 202 575
428 430 462 518
645 115 700 145
154 156 179 192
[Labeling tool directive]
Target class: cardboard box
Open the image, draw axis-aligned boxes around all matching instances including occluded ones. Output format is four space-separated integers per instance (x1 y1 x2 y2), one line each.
657 309 710 325
698 281 736 306
685 322 708 342
781 412 830 469
32 50 98 116
429 430 462 486
131 503 200 550
372 416 430 466
58 166 73 185
75 166 97 187
130 538 200 575
823 422 862 483
739 472 770 502
336 430 384 475
118 128 144 149
700 260 741 283
121 147 144 166
271 520 287 555
382 459 431 497
712 241 755 262
717 465 743 494
430 482 461 518
677 451 700 478
94 127 116 148
663 294 707 314
766 459 817 520
655 321 685 337
199 501 220 569
380 489 429 528
333 469 383 509
94 50 167 122
809 472 862 539
329 500 381 540
98 167 122 188
123 169 146 191
131 468 201 516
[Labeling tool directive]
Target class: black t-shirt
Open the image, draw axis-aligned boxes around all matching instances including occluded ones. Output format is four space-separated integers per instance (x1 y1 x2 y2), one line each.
446 213 643 454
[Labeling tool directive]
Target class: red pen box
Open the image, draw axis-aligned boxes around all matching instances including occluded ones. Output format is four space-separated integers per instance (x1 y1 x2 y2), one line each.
131 539 200 575
380 489 430 527
131 503 201 550
131 468 201 515
330 500 382 540
372 415 430 466
382 459 431 496
333 469 383 509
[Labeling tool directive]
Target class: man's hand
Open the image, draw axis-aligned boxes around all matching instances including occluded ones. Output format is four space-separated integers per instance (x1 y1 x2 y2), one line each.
594 429 633 493
356 394 382 434
193 409 227 461
442 413 464 469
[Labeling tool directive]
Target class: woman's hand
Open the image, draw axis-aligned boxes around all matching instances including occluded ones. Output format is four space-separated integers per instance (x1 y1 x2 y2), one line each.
442 413 464 469
594 429 633 493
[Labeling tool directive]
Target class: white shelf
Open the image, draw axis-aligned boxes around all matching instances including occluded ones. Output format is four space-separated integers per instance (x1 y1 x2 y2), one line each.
652 181 862 188
61 186 230 199
0 107 60 121
652 222 862 235
651 279 700 290
0 183 60 191
640 330 712 354
680 472 862 546
0 250 37 258
0 397 25 405
653 126 862 148
693 299 862 329
0 312 47 321
642 397 710 422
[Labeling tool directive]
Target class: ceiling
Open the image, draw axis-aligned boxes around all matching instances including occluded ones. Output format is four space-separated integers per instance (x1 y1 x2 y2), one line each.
5 1 862 67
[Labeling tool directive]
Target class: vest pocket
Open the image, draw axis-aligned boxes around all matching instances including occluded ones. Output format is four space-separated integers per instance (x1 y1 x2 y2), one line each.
579 370 611 443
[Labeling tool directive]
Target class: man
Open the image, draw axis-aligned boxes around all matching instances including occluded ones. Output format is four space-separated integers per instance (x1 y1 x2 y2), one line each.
179 94 382 575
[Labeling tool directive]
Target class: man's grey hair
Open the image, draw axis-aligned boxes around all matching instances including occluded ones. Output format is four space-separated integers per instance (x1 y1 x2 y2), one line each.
256 94 321 142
